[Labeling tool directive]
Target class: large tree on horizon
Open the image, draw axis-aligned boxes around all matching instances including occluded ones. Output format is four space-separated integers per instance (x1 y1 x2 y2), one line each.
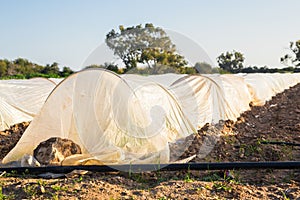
217 50 245 73
280 40 300 67
105 23 187 72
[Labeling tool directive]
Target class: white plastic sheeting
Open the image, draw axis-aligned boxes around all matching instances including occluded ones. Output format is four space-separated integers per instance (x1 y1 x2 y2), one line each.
3 70 300 164
0 78 57 131
3 70 195 164
169 74 253 129
240 73 300 106
48 78 64 85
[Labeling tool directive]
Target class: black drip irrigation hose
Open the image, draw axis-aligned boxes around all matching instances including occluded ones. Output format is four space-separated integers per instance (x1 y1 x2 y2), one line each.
0 161 299 174
260 141 300 147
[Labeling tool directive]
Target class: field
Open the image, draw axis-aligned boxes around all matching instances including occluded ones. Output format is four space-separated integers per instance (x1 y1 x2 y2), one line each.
0 83 299 199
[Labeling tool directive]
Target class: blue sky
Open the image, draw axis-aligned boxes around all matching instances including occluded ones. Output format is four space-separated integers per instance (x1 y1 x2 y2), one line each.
0 0 299 70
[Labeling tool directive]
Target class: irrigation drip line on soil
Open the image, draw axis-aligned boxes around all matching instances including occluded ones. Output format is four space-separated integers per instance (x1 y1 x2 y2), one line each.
260 141 300 146
0 161 299 174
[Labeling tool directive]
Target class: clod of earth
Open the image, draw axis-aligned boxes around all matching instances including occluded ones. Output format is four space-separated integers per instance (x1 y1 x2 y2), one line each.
33 137 82 166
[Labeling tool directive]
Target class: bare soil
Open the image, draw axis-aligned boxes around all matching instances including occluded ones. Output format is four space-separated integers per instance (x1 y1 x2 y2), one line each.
0 83 300 199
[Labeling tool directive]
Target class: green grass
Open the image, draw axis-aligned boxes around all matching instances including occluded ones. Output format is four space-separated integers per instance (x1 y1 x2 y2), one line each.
212 182 233 192
0 187 7 200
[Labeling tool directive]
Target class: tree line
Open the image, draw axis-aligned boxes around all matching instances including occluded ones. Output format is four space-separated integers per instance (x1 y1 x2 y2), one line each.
0 58 74 79
86 23 300 74
2 23 299 79
216 49 300 74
